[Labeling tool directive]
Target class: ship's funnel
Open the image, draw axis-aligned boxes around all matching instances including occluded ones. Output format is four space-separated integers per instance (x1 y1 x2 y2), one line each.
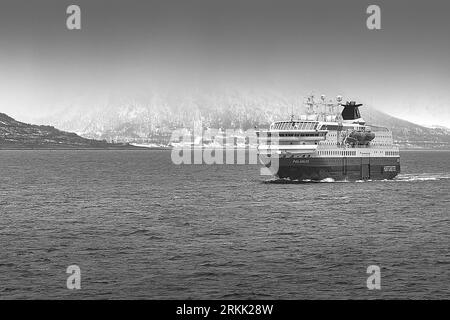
341 101 363 120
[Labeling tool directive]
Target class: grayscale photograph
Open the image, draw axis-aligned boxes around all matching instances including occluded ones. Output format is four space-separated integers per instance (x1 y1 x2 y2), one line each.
0 0 448 308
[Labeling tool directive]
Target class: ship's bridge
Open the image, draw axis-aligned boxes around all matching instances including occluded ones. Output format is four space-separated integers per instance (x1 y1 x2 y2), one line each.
258 120 327 156
270 120 320 131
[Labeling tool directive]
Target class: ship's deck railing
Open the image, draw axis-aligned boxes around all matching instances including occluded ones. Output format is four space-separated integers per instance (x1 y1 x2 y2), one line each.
323 144 398 149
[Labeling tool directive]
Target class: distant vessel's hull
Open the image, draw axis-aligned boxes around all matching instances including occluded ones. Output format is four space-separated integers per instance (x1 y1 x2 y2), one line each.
260 156 400 181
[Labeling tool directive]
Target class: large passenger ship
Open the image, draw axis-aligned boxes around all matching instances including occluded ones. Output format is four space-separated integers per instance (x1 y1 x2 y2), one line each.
257 95 400 180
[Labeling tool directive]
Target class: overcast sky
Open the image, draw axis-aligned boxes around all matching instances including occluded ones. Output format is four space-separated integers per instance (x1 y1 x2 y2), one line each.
0 0 449 127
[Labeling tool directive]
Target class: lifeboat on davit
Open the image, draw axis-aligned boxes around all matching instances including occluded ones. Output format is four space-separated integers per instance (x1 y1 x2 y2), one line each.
347 130 375 145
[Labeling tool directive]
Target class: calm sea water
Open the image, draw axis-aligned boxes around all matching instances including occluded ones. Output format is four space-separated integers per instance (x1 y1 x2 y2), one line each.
0 150 448 299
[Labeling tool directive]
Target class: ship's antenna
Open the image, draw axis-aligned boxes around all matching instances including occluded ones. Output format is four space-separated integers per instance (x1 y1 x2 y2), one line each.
336 95 343 120
320 94 326 120
307 93 315 115
305 96 310 114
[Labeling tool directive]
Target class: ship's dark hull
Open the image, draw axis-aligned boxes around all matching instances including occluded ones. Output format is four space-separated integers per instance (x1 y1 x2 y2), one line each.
262 156 400 181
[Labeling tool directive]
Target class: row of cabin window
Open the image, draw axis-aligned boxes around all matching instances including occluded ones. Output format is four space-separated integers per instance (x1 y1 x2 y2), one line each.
278 133 321 137
261 133 321 137
319 150 357 156
385 151 399 156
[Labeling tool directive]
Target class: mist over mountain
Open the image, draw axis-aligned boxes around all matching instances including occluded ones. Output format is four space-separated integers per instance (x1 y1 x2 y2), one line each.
31 91 450 149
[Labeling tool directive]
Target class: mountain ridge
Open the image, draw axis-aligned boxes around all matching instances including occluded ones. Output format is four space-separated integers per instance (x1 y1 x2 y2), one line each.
362 107 450 148
0 112 138 149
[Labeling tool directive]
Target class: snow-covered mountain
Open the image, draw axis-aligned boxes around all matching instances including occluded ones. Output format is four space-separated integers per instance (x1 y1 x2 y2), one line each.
30 92 450 149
